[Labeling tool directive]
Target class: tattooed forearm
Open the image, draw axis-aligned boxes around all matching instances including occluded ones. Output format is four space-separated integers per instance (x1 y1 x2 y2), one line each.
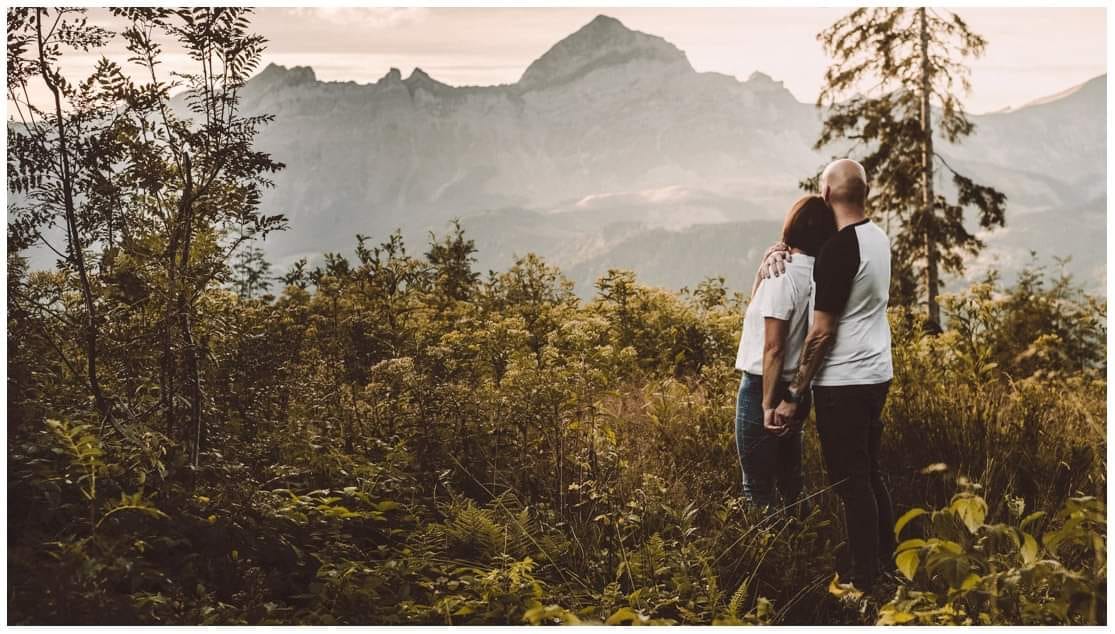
788 327 835 394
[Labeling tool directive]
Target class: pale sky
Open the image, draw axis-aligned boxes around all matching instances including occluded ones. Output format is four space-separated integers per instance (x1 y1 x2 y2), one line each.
25 7 1110 114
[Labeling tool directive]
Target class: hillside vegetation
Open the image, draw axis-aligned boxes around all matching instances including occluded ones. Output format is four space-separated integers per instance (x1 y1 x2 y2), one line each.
7 226 1106 625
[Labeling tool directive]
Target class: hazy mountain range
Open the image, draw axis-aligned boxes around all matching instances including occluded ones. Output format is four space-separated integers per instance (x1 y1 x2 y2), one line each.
26 14 1109 296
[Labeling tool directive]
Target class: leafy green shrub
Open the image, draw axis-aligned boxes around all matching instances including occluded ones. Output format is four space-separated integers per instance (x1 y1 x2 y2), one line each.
880 487 1105 625
7 223 1105 625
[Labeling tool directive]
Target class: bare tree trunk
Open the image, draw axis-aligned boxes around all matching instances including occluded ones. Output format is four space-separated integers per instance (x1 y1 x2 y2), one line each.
919 7 941 328
557 416 565 521
175 154 204 467
162 163 188 441
161 255 177 441
34 8 127 439
161 324 175 436
180 299 202 466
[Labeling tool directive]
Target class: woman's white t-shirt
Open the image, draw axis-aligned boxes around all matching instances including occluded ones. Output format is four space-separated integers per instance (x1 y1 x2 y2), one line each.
734 255 815 381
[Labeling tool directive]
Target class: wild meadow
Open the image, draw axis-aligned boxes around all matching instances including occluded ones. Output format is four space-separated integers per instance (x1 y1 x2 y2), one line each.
6 7 1106 626
7 227 1106 625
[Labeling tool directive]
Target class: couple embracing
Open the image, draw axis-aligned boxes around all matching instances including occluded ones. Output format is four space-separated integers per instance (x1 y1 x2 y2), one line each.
733 159 895 592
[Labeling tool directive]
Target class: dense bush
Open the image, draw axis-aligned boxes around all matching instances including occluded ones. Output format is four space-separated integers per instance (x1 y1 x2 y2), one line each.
880 491 1105 624
7 224 1106 624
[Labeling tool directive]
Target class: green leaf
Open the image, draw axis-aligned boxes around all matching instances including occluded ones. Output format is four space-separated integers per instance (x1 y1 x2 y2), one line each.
1021 532 1039 564
950 494 988 533
928 538 965 555
1020 511 1046 530
605 607 643 625
896 538 927 553
375 500 402 512
880 609 917 625
960 573 982 591
894 508 928 538
896 549 920 580
828 574 863 599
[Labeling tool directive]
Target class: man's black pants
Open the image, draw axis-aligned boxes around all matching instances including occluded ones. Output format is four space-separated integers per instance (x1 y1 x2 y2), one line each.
813 381 895 589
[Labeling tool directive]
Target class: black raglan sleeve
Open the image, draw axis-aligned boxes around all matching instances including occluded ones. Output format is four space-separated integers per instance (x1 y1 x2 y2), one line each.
813 227 860 315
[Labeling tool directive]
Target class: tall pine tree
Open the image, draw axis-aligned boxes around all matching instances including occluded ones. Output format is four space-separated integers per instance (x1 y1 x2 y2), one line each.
812 7 1006 326
232 240 274 300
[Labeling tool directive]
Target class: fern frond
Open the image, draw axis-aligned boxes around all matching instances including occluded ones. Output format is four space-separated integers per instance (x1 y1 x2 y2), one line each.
727 578 749 622
445 501 503 560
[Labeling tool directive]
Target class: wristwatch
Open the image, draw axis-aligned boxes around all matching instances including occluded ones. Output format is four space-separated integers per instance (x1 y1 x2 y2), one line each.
781 386 805 405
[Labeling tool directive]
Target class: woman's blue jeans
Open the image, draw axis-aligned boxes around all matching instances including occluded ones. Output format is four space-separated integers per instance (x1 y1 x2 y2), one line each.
734 372 808 513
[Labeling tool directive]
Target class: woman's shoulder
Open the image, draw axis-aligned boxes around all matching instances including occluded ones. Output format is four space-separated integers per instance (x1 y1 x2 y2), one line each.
760 257 812 297
787 255 816 279
786 257 817 298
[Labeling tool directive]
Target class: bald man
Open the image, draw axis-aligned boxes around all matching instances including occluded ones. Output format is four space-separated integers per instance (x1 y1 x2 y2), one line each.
762 159 895 592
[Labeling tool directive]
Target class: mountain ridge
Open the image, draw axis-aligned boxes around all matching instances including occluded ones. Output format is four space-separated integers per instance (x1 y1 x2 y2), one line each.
229 15 1102 295
20 15 1099 296
249 14 1103 115
15 15 1104 298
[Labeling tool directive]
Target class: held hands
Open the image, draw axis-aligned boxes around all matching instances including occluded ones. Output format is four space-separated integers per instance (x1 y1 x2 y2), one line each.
762 407 785 435
772 400 800 436
760 242 792 279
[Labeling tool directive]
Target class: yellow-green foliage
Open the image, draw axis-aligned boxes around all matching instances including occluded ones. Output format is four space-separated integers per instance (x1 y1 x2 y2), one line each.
881 491 1105 625
7 232 1105 625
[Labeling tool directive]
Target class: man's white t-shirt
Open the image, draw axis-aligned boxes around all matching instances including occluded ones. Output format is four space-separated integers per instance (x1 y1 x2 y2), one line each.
812 219 894 386
735 255 815 381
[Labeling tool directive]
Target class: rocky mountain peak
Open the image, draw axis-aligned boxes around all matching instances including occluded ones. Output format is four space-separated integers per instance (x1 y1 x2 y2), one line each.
747 71 777 84
745 70 789 93
404 67 453 97
254 63 317 88
517 14 693 91
1017 73 1105 110
378 67 404 85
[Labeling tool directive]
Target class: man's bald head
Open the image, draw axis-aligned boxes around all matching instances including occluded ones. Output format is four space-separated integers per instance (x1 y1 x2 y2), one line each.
821 159 869 208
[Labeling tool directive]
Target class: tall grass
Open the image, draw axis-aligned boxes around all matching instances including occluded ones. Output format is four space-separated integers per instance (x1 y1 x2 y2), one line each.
7 252 1104 624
